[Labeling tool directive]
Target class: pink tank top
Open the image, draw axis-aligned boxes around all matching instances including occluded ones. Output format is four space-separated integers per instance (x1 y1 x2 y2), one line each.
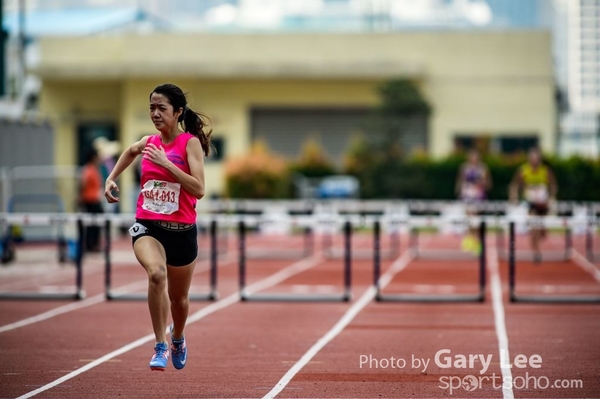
135 133 197 224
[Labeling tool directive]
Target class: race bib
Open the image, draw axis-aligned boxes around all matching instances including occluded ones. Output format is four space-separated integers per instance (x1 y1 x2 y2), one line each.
525 185 549 204
461 183 483 200
141 180 181 215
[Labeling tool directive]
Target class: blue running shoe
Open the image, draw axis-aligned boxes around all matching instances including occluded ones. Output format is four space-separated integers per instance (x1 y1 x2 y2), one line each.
149 342 169 371
170 325 188 370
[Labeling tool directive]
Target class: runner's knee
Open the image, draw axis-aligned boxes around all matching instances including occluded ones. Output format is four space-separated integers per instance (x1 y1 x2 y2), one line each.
148 266 167 286
169 294 188 309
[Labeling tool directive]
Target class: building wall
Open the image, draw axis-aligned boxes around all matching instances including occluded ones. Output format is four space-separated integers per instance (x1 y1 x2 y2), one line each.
36 31 555 206
566 0 600 112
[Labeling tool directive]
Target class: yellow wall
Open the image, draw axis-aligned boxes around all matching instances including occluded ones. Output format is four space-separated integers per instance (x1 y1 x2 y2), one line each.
36 31 555 207
424 79 555 156
40 81 123 165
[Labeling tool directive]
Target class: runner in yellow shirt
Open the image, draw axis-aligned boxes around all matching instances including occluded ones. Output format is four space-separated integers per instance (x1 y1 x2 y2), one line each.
509 147 558 263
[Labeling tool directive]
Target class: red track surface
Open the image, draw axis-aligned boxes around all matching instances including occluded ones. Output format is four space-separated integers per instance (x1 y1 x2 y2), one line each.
0 228 599 398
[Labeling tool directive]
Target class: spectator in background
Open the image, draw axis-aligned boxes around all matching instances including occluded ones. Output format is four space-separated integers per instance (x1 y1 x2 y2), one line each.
79 148 103 252
509 147 558 263
93 137 121 214
455 149 492 254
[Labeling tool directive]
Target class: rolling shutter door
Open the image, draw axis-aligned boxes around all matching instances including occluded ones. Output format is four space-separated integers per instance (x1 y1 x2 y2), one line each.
251 108 427 163
251 108 372 164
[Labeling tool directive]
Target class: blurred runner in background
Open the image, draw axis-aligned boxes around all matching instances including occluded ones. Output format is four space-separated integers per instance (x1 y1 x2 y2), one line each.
509 147 558 263
456 149 491 255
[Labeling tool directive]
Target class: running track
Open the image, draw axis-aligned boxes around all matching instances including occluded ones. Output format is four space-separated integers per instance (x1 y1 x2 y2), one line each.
0 229 599 398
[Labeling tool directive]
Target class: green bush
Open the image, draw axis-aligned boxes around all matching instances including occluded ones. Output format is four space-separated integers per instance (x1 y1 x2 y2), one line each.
344 150 600 201
225 133 599 201
547 155 600 201
289 138 337 178
224 141 289 199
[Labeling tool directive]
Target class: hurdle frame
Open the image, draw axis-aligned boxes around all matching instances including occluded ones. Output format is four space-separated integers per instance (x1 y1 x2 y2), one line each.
497 217 573 263
407 217 482 261
0 214 86 300
239 218 352 302
105 219 219 301
375 219 487 303
585 210 600 262
322 223 400 261
508 221 600 304
244 223 314 260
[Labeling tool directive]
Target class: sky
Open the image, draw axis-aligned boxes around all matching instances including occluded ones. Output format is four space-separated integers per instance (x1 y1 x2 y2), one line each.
2 0 551 32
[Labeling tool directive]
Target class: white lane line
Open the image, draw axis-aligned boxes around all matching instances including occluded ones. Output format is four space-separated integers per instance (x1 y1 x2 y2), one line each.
488 245 514 399
0 282 139 334
0 254 236 334
0 262 106 291
262 251 414 399
16 254 324 399
0 251 138 291
571 249 600 283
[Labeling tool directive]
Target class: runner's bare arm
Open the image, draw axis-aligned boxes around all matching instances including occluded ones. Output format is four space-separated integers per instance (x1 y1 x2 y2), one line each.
548 169 558 199
104 136 149 203
483 165 492 192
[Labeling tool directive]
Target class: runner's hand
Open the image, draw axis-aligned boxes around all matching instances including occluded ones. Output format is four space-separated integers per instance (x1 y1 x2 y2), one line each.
143 143 169 168
105 179 120 203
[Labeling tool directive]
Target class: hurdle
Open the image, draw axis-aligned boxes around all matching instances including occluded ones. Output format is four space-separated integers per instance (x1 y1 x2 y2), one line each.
321 210 402 261
508 221 600 304
585 207 600 262
374 218 487 302
197 218 230 260
322 226 400 260
497 215 573 263
245 223 314 260
0 213 86 300
239 218 352 302
3 194 72 263
105 218 219 301
407 215 482 261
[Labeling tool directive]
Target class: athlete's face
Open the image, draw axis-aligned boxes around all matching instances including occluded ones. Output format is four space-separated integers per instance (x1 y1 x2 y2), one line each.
468 151 479 164
149 93 182 133
528 149 541 166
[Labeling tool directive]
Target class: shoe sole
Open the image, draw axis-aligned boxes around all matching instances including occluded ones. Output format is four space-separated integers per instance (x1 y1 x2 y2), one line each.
172 354 187 370
150 366 166 371
173 363 186 370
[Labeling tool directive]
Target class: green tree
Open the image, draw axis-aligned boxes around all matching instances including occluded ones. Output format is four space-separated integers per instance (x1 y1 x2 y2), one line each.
290 137 336 178
224 140 290 199
344 79 432 197
373 79 432 157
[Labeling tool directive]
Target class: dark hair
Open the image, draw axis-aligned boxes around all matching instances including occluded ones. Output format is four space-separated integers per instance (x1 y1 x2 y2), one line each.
150 83 212 156
85 148 99 164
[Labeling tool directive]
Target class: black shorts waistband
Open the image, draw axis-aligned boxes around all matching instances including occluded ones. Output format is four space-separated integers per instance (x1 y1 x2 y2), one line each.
149 220 195 231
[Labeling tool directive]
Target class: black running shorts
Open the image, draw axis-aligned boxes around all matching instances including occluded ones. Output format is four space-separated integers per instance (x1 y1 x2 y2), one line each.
129 219 198 266
528 202 549 216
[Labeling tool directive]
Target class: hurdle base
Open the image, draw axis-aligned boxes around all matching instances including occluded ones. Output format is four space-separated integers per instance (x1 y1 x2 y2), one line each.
498 250 571 263
510 294 600 304
245 250 312 260
0 290 86 301
326 248 399 260
106 290 218 301
586 252 600 262
375 292 484 303
410 249 478 261
240 291 351 302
